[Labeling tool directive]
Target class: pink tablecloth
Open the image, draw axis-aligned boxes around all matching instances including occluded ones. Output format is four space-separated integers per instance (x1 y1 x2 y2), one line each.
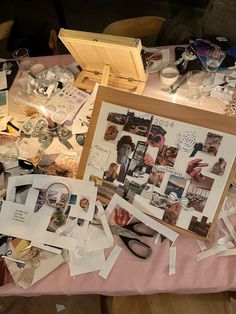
1 50 235 296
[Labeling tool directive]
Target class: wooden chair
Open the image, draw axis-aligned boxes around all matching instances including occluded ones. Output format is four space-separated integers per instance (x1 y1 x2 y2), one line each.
103 16 166 39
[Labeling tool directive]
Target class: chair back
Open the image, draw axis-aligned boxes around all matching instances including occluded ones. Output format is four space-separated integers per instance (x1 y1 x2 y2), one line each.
103 16 166 38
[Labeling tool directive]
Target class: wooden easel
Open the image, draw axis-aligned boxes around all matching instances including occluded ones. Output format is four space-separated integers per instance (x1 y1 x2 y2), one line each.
58 29 147 94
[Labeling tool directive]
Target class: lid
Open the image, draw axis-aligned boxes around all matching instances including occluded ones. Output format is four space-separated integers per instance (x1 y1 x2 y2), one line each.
59 28 146 82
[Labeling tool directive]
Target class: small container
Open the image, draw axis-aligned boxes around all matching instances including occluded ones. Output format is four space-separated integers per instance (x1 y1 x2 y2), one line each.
160 66 179 86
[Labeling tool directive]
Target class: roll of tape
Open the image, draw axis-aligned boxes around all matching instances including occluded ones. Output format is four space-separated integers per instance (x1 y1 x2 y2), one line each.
160 67 179 86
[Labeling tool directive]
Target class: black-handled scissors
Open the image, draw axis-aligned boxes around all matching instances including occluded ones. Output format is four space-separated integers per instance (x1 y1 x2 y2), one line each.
93 221 156 260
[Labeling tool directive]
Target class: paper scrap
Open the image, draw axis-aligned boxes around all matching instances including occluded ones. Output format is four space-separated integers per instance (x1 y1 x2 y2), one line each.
69 249 105 276
169 246 176 276
99 245 122 279
222 215 236 241
196 241 234 262
196 240 207 251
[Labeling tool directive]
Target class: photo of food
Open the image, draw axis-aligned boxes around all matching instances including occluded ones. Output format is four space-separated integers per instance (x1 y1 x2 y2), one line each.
147 167 165 187
108 205 132 226
104 124 119 141
155 145 178 167
186 175 214 212
164 175 187 198
123 111 153 137
162 202 182 226
202 132 223 156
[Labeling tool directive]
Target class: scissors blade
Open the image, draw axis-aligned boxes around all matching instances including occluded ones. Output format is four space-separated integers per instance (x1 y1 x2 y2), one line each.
110 225 138 238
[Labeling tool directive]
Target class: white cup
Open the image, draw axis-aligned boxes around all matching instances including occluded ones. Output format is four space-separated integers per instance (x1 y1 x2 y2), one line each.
160 66 179 86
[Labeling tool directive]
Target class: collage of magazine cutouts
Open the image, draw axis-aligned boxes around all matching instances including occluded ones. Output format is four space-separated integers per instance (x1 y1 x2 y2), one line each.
85 102 236 237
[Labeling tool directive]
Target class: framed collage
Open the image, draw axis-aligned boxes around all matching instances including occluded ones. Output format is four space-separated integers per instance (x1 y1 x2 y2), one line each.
78 86 236 240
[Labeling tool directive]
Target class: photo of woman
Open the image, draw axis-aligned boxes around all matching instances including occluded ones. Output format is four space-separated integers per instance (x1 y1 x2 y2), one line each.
103 163 119 182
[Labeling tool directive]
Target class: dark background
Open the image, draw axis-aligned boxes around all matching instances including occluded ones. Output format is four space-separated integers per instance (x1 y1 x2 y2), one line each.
0 0 210 56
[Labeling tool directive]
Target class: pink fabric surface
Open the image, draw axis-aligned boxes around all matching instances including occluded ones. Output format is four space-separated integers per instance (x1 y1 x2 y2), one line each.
1 51 236 296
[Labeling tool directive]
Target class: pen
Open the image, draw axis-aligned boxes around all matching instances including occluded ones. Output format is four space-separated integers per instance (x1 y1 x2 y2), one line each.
169 71 191 93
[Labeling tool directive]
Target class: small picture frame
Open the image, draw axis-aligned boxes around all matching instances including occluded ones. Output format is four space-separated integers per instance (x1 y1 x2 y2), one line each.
78 86 236 240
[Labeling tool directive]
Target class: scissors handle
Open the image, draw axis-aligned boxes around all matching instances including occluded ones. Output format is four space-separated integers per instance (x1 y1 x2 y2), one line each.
119 235 152 260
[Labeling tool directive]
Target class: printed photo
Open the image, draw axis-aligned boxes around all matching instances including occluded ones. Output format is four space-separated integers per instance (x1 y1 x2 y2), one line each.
150 191 169 209
123 177 147 196
155 145 178 167
108 205 132 227
188 215 211 237
133 141 148 162
107 112 127 125
103 162 119 182
202 132 223 156
127 159 149 179
34 189 47 212
79 197 90 212
147 125 166 149
147 166 165 187
104 124 119 141
116 185 136 203
0 91 7 107
211 157 227 176
186 175 214 212
4 246 64 289
162 202 182 226
164 175 187 198
123 110 153 137
90 175 118 205
47 206 71 232
69 194 77 205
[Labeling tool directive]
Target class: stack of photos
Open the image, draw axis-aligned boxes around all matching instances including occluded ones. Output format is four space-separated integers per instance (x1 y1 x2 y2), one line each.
83 101 236 238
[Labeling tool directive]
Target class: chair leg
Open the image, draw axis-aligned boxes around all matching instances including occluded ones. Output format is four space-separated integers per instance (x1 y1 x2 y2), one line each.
100 295 112 314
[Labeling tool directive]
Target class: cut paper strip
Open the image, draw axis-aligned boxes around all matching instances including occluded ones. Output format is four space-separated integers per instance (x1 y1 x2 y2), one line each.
219 206 236 219
96 200 114 244
31 242 62 254
99 245 122 280
169 246 176 276
106 194 179 242
219 248 236 256
196 241 234 262
217 234 233 245
196 240 207 251
222 215 236 242
154 233 160 245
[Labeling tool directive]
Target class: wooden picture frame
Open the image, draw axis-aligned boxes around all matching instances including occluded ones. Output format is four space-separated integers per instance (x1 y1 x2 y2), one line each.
77 86 236 240
58 28 147 94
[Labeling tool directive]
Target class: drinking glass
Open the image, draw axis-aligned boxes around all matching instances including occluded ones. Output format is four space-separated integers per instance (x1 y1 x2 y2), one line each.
12 48 31 71
186 70 206 103
205 48 226 74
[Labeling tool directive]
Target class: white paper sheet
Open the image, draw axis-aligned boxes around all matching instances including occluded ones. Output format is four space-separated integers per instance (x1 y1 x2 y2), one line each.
69 249 105 276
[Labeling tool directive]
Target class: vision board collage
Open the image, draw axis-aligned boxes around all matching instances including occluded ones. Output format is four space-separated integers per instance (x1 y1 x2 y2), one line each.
84 102 236 238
